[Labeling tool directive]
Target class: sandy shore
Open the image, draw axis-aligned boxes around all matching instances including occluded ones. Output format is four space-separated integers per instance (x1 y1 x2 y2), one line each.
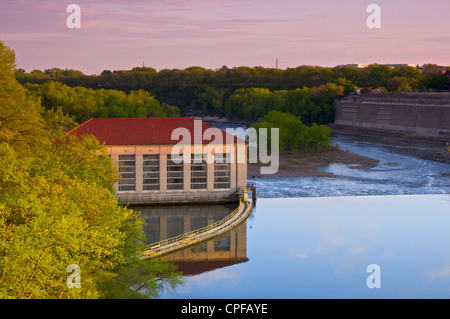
247 146 380 178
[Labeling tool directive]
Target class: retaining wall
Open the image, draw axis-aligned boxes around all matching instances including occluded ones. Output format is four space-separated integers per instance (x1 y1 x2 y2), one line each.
334 93 450 137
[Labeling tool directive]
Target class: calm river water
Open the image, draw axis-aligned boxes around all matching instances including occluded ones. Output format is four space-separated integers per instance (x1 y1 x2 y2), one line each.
133 124 450 299
157 195 450 299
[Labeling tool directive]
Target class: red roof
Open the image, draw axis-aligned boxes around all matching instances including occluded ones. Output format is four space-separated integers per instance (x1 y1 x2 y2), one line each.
69 118 245 146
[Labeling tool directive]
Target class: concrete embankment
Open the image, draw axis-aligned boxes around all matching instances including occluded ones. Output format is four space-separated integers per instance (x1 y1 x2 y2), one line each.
334 92 450 139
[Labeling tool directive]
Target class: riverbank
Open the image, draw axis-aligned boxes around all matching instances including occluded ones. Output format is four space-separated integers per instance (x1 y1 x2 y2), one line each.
422 149 450 164
247 146 380 178
192 115 251 125
330 124 450 165
329 123 450 143
192 116 447 172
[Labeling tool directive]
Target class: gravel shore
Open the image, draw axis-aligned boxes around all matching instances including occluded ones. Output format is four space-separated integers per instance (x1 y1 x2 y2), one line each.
422 149 450 164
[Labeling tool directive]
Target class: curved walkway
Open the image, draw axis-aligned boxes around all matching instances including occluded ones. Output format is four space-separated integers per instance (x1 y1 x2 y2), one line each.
140 199 252 259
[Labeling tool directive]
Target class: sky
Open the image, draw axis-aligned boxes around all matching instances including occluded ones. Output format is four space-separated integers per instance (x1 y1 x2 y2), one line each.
1 0 449 75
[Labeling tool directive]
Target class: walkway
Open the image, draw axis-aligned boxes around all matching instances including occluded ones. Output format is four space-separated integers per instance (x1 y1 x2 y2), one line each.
140 199 252 259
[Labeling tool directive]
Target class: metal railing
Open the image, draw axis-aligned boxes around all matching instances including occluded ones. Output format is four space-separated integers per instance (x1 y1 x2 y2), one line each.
119 192 236 204
142 199 249 258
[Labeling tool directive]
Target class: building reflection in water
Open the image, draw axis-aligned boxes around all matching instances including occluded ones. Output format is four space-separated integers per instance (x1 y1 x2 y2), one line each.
132 204 249 276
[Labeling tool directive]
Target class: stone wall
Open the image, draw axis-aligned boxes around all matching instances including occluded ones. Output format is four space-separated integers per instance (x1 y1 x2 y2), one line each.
334 93 450 137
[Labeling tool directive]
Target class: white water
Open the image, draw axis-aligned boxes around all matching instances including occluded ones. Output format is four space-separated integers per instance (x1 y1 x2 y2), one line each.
250 134 449 197
205 121 449 197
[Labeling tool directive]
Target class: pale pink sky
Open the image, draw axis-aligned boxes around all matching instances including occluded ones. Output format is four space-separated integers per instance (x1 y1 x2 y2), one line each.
1 0 449 75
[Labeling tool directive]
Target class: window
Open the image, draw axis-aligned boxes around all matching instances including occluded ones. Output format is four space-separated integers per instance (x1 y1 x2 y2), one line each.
214 232 231 251
144 218 160 245
190 217 207 252
191 154 207 190
167 217 184 238
167 154 183 190
118 154 136 191
143 154 160 191
214 153 230 189
191 217 207 232
213 213 231 251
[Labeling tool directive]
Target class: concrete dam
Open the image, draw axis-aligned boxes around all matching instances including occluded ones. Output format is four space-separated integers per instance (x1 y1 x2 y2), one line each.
334 93 450 138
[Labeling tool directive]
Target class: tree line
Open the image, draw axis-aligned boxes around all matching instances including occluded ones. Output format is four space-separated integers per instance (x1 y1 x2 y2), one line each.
17 64 448 93
24 81 180 123
16 63 449 123
224 84 341 124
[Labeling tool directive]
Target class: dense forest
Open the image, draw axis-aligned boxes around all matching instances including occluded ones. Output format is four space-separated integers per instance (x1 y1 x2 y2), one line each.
16 63 450 124
24 81 180 123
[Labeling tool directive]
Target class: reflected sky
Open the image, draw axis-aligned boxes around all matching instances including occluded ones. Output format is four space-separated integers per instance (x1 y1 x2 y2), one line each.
162 194 450 299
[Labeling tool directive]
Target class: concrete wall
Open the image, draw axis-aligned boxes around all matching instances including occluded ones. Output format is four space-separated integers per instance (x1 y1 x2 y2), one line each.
334 93 450 137
107 144 248 205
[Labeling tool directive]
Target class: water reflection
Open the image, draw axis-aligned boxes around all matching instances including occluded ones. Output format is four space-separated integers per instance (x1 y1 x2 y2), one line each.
131 204 249 276
158 195 450 299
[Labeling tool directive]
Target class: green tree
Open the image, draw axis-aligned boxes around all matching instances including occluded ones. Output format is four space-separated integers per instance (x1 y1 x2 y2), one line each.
25 82 180 122
0 40 184 299
392 65 422 88
251 110 331 153
99 217 182 298
0 41 47 157
192 85 225 115
333 66 361 84
366 64 393 88
334 77 359 95
387 76 412 92
305 123 332 150
428 75 448 90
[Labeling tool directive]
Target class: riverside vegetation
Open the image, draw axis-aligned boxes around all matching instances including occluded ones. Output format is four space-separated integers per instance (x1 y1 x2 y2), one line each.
248 110 379 177
0 41 183 299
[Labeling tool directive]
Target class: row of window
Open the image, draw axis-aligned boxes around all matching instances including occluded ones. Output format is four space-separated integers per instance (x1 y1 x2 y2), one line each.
118 154 231 192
